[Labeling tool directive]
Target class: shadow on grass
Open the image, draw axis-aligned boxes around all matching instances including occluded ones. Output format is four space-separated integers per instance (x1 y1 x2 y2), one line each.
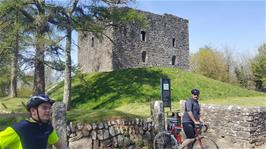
70 67 168 110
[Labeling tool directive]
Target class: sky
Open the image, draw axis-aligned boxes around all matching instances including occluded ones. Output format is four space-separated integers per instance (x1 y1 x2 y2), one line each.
72 0 265 64
131 0 265 56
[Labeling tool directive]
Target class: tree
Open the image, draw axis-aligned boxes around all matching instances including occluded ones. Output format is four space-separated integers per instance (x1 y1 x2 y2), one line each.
0 0 18 97
0 0 31 97
51 0 146 110
190 46 227 82
232 53 255 89
1 0 145 104
235 66 248 88
0 49 11 96
223 47 235 83
53 0 78 110
251 43 266 90
16 0 65 94
0 0 48 94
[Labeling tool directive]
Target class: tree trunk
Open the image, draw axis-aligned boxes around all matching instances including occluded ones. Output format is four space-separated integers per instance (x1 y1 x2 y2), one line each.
9 32 18 97
33 38 45 94
63 27 72 110
33 3 46 95
9 8 19 97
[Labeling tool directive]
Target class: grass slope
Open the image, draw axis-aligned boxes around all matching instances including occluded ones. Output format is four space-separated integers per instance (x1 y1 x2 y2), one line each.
0 97 27 113
47 67 265 122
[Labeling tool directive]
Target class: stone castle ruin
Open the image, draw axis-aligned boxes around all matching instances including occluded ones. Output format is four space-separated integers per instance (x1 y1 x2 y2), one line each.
78 10 189 73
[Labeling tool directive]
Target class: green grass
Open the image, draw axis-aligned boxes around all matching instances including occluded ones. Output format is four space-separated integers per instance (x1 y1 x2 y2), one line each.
0 97 27 113
202 96 266 106
48 67 265 122
49 67 265 107
1 67 265 123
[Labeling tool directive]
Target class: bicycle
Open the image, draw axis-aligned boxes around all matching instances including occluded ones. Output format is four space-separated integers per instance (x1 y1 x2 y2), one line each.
153 112 219 149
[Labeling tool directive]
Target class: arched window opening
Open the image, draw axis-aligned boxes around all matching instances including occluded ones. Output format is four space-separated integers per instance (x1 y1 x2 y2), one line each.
172 55 176 65
142 51 147 62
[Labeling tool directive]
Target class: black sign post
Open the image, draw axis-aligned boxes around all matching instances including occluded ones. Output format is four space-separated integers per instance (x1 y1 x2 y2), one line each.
161 78 171 109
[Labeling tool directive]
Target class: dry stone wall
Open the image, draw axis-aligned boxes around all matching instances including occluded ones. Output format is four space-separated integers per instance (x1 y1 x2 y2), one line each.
51 101 266 149
200 104 266 148
180 101 266 148
67 119 154 149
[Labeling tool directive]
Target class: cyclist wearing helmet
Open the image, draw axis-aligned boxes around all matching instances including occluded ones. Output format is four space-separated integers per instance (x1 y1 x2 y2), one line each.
0 93 68 149
179 89 204 149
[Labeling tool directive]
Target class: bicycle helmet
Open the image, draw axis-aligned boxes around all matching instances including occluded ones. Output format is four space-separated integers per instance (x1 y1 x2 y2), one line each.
26 93 54 111
191 89 200 95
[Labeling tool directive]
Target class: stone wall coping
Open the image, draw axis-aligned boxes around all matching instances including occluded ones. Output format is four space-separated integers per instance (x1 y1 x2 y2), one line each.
200 103 266 111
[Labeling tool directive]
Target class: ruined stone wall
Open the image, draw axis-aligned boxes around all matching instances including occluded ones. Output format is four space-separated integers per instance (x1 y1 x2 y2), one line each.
78 10 189 73
180 101 266 148
78 29 114 73
200 104 266 148
67 119 154 149
52 102 266 148
112 11 189 70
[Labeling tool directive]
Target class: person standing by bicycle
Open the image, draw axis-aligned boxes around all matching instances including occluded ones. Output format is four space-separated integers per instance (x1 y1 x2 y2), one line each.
179 89 204 149
0 93 68 149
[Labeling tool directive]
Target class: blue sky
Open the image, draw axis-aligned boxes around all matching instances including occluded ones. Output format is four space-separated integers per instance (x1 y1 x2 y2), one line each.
72 0 265 64
130 0 265 56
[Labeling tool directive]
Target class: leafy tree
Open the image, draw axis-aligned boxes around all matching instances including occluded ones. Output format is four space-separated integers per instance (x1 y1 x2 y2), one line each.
50 0 79 110
232 54 255 89
8 0 66 94
0 49 10 96
235 66 248 88
0 0 31 97
50 0 146 110
223 47 236 83
0 0 145 101
190 46 227 82
251 43 266 90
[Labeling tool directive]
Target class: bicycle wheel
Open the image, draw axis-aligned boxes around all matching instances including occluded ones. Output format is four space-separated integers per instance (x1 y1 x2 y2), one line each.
192 136 219 149
153 131 178 149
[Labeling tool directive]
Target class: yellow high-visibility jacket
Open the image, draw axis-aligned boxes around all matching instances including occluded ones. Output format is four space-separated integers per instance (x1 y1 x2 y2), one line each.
0 119 59 149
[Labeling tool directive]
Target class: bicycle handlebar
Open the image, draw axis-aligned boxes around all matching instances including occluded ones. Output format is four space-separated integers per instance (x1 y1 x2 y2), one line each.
195 123 208 133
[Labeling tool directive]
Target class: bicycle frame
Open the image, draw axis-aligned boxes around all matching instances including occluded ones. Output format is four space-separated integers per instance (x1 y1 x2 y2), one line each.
154 117 218 149
169 124 183 143
194 125 204 149
170 122 208 149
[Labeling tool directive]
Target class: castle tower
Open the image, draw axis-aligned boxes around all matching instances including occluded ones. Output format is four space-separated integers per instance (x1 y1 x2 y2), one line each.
78 10 189 73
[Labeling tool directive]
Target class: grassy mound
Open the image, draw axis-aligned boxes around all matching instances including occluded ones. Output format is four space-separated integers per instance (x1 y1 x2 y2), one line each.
47 67 265 122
